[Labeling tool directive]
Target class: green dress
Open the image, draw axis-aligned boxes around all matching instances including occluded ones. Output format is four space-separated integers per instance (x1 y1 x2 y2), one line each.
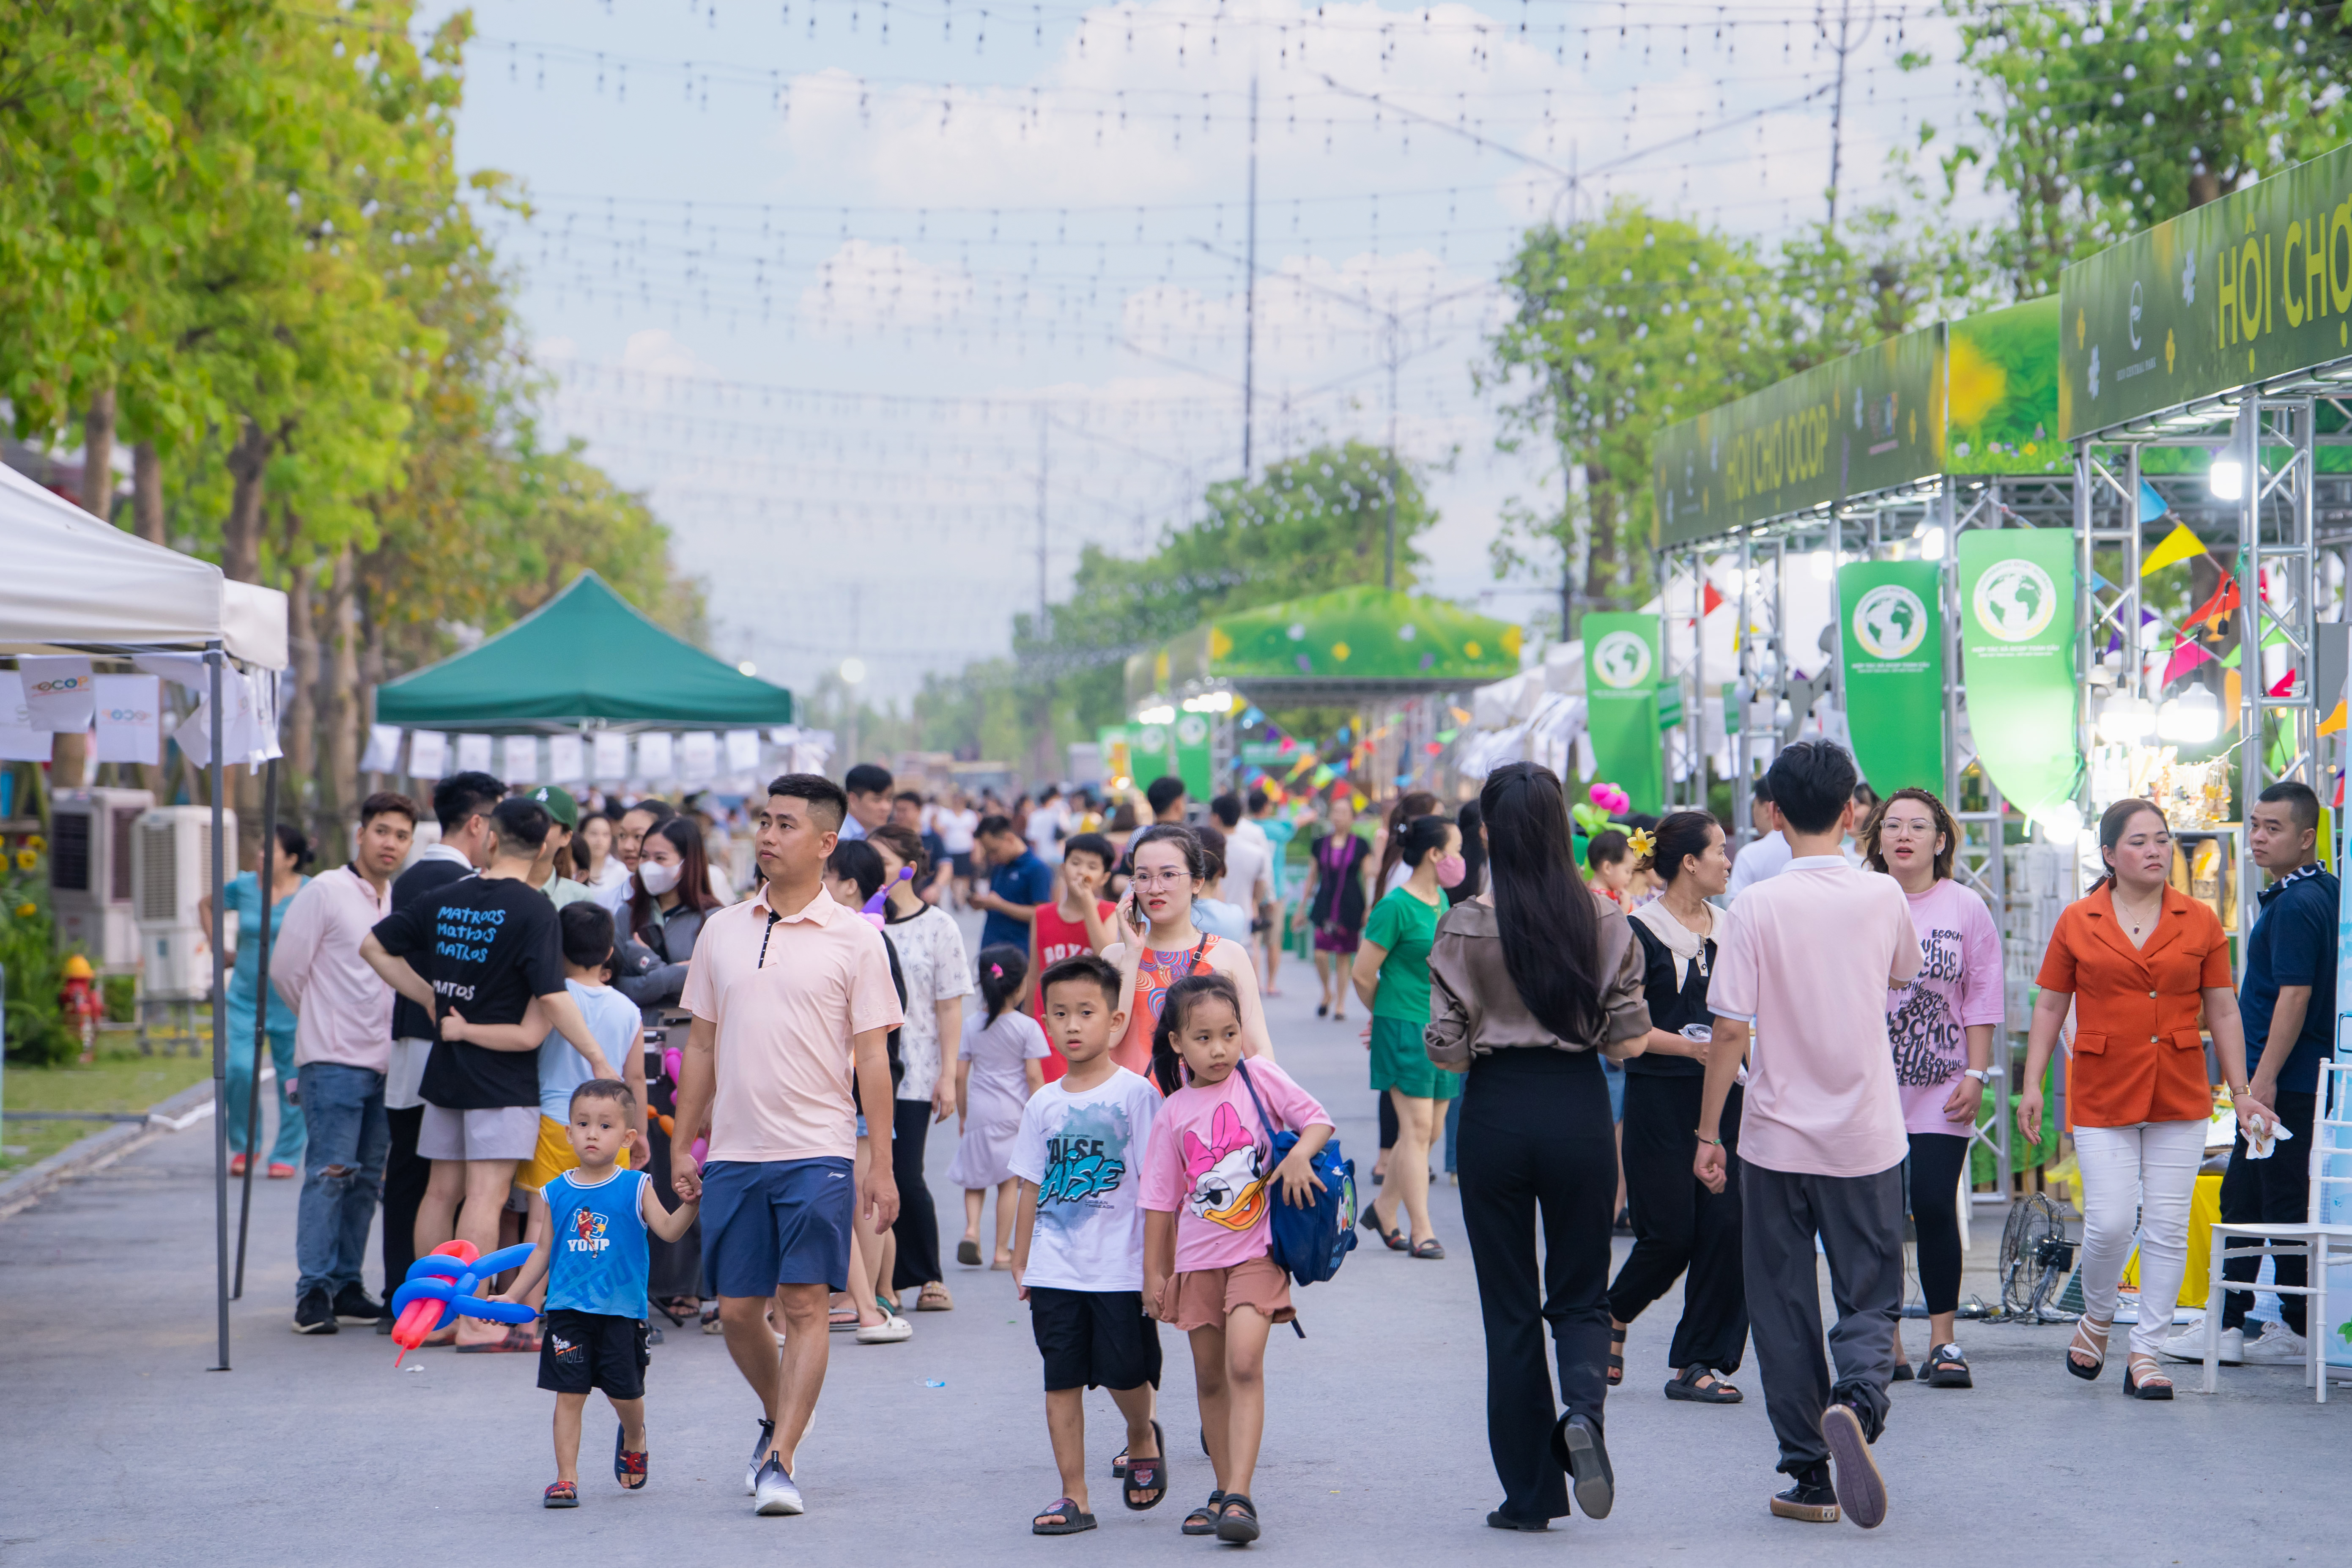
1362 885 1458 1100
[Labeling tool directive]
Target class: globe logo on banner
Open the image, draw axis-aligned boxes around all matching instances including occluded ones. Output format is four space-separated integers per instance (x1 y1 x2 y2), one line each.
1971 558 2057 643
1174 714 1210 746
1591 630 1653 690
1136 726 1167 754
1851 585 1928 661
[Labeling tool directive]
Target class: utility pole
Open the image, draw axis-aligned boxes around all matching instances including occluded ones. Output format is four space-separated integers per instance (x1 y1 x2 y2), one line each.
1823 0 1872 229
1036 408 1050 640
1383 319 1400 591
1560 452 1578 641
1242 73 1259 481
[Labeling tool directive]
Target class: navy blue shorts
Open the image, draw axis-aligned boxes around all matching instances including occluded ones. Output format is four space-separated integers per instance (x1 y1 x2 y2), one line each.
699 1157 855 1296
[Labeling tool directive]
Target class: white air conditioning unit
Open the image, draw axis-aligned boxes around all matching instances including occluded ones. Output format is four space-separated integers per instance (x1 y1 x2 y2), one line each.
133 806 236 1001
49 787 155 971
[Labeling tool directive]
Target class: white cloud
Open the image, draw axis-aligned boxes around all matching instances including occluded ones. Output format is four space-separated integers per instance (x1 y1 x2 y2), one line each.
798 239 976 333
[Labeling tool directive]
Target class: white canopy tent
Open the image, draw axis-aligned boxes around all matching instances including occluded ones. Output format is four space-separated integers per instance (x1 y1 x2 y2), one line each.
0 456 288 1373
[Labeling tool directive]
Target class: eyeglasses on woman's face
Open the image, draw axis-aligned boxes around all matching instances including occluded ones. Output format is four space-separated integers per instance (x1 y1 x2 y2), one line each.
1130 867 1194 887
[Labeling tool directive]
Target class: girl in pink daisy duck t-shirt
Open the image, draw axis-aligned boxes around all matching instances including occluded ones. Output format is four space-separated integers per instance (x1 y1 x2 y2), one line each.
1138 973 1332 1546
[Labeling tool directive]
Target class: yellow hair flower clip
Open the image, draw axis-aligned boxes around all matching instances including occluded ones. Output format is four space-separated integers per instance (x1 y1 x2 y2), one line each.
1626 828 1656 861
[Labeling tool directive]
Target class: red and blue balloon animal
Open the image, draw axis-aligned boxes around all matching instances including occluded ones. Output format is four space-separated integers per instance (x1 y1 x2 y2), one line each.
388 1239 540 1364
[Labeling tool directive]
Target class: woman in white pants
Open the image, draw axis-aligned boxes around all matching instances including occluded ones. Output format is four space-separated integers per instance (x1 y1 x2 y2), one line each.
2018 798 2270 1399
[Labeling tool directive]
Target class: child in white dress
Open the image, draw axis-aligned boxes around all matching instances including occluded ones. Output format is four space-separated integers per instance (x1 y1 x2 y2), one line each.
947 945 1051 1269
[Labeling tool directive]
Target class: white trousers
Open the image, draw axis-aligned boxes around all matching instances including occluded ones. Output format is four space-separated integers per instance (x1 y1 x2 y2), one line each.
2074 1119 2208 1359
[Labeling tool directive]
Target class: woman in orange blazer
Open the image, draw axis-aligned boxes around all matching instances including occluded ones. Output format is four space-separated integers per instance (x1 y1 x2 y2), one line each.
2019 798 2267 1400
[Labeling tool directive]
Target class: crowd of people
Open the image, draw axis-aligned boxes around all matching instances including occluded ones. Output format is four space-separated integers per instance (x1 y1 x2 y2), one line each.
213 738 2327 1538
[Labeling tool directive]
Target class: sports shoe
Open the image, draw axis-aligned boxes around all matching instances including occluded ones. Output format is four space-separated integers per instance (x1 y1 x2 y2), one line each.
2241 1322 2309 1365
854 1311 913 1344
745 1419 776 1495
1819 1402 1887 1529
331 1283 388 1325
2159 1323 2242 1365
292 1286 338 1335
753 1454 804 1516
1769 1466 1839 1523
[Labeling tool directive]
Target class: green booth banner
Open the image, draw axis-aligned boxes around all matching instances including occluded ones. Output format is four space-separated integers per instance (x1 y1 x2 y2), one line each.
1171 712 1215 802
1956 528 2081 829
1127 586 1522 710
2060 139 2352 438
1837 560 1946 794
1129 721 1171 790
1582 611 1664 814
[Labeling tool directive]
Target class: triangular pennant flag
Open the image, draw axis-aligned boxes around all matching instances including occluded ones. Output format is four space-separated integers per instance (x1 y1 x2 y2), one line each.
2268 670 2298 698
2140 521 2205 576
2138 479 2171 524
2163 642 2218 685
2321 699 2347 737
2184 577 2240 633
1701 581 1725 617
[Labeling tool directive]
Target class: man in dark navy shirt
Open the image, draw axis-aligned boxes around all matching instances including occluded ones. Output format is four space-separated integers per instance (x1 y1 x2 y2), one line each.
2168 781 2337 1367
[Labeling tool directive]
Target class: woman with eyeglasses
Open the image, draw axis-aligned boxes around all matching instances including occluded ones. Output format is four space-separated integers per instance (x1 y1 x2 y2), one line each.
1104 824 1275 1082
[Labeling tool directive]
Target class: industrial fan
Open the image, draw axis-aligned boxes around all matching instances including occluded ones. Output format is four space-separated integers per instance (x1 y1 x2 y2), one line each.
1992 1192 2077 1324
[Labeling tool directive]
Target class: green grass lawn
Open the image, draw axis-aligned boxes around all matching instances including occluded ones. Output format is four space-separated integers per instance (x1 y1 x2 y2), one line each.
1 1032 214 1171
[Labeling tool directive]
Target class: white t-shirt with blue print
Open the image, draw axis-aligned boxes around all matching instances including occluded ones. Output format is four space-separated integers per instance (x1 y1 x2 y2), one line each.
1007 1066 1160 1293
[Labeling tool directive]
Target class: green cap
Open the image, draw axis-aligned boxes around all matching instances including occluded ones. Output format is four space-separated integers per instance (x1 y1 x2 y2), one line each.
529 784 578 829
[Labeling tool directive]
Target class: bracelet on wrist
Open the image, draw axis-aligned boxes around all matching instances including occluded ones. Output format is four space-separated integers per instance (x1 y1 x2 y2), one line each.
1694 1131 1723 1147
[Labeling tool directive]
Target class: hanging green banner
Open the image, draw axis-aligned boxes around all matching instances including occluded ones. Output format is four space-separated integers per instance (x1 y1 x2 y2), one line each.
1837 559 1946 794
1582 611 1664 814
1171 712 1215 803
1956 529 2081 830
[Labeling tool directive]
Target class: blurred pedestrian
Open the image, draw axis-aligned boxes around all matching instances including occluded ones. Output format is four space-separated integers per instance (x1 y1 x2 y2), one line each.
199 822 313 1178
842 763 894 842
1352 812 1463 1258
1295 792 1373 1022
871 821 972 1312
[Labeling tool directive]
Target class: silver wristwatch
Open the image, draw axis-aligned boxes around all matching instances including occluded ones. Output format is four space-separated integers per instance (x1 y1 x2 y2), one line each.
1962 1068 1994 1085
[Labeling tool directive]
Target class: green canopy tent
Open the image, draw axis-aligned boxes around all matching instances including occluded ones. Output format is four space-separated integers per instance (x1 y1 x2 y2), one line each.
375 571 792 733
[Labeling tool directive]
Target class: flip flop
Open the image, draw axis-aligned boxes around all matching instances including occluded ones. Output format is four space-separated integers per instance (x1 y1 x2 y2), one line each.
957 1239 982 1267
1122 1419 1167 1511
614 1425 648 1489
543 1480 578 1508
1031 1497 1097 1535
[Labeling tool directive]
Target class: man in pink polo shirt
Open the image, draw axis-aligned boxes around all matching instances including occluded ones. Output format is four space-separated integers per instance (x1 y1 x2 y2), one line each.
1697 740 1918 1532
670 773 904 1519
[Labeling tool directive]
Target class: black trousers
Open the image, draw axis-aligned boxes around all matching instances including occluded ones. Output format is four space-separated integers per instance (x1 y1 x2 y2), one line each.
1379 1092 1398 1151
1742 1161 1902 1476
644 1119 704 1305
1906 1131 1970 1317
1457 1048 1615 1524
2220 1088 2317 1336
890 1098 943 1291
380 1103 429 1291
1606 1075 1748 1373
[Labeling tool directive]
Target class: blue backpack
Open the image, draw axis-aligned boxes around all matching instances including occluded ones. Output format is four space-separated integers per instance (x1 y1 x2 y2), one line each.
1234 1059 1358 1287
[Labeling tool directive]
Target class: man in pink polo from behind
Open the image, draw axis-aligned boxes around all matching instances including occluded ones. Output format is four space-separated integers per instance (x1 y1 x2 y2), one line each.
1696 740 1918 1534
669 773 905 1519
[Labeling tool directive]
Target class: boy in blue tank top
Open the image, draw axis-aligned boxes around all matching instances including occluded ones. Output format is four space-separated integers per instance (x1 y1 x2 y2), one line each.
497 1079 699 1507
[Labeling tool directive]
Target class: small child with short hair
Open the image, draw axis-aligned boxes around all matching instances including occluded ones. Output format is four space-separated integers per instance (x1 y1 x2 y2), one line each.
1586 828 1636 912
496 1079 699 1508
1012 953 1165 1535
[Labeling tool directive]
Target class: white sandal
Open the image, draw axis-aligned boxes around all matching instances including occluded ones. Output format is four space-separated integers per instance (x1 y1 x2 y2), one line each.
2066 1316 2110 1382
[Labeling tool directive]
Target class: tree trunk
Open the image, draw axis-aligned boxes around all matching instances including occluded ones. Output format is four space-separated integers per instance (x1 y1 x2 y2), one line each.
1583 476 1620 616
222 419 270 583
49 732 88 793
285 557 319 826
82 387 116 521
132 441 165 544
323 542 361 863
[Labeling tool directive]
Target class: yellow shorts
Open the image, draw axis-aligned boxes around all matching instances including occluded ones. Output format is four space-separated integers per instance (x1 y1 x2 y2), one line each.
517 1114 630 1192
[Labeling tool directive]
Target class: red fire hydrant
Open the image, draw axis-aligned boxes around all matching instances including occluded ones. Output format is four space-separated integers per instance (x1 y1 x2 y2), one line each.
60 953 104 1066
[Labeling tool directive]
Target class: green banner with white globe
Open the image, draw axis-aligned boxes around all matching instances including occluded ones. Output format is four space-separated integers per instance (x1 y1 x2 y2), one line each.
1837 560 1946 795
1582 611 1664 814
1956 527 2081 830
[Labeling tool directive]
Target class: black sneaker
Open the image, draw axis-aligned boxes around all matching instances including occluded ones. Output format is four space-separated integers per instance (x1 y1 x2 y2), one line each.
293 1287 338 1335
374 1315 395 1335
331 1283 388 1325
1769 1466 1839 1523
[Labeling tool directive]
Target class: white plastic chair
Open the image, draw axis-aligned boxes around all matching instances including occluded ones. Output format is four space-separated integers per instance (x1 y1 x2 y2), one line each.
2200 1060 2352 1400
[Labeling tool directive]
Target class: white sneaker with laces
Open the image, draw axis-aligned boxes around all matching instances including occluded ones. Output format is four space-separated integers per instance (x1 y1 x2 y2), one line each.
2240 1323 2308 1364
2159 1323 2241 1365
754 1455 805 1516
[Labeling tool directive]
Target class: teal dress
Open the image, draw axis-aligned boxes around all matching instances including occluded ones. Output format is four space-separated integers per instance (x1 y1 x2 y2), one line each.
1363 885 1458 1101
223 872 305 1164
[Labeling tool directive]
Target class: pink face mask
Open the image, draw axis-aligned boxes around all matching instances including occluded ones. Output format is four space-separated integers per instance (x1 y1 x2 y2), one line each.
1434 854 1468 889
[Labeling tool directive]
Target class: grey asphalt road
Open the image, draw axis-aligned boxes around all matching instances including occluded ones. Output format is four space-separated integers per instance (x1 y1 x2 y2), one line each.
5 936 2343 1567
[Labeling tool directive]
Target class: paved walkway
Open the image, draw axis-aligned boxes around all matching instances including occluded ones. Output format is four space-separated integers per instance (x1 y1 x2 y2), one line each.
5 947 2341 1566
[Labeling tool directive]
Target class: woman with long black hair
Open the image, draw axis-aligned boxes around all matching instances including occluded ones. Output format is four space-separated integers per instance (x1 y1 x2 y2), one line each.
1427 762 1650 1532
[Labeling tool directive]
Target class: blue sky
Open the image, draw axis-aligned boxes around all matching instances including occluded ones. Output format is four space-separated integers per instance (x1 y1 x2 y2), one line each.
419 0 1984 700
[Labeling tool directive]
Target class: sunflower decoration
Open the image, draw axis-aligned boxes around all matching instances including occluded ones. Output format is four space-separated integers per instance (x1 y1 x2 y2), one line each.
13 902 34 919
14 847 38 872
1626 828 1656 863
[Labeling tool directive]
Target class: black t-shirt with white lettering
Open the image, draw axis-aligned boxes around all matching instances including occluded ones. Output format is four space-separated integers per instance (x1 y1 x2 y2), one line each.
371 874 565 1110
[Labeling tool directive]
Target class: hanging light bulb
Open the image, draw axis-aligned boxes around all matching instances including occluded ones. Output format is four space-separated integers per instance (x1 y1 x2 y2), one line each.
2157 685 2222 743
2207 457 2245 499
2096 691 2156 744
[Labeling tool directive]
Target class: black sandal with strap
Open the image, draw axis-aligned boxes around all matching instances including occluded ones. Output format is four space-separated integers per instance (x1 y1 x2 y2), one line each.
1033 1497 1098 1535
1181 1490 1227 1536
1215 1493 1261 1543
1607 1321 1626 1387
1122 1419 1168 1510
1663 1364 1742 1404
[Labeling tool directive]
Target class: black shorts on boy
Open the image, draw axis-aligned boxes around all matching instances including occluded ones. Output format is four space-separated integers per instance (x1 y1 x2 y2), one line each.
1029 1287 1162 1392
538 1308 652 1401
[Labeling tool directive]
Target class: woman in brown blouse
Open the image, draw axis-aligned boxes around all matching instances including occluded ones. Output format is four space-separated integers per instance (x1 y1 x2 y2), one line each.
1428 762 1649 1532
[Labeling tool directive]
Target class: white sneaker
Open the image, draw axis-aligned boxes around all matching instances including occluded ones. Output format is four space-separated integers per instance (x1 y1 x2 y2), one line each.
854 1311 913 1344
2159 1324 2241 1365
754 1455 805 1516
746 1418 775 1494
2241 1323 2309 1364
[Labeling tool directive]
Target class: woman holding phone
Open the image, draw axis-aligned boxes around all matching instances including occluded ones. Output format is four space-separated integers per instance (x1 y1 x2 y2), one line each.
1103 824 1275 1080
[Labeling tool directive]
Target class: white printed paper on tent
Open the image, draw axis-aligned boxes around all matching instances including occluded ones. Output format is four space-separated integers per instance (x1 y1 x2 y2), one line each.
247 669 282 762
591 730 629 781
725 729 762 774
548 733 585 783
680 731 718 783
19 656 96 732
93 675 163 765
635 732 675 779
455 733 493 774
501 734 539 785
408 731 449 779
0 674 50 761
170 699 214 768
360 723 403 774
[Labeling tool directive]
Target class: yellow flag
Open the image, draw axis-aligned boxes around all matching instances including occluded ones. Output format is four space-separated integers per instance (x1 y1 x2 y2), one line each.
2321 699 2348 737
2140 521 2204 576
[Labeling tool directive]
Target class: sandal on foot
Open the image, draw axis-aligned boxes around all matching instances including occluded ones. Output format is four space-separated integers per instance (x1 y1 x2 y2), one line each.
1359 1206 1405 1251
916 1282 954 1312
701 1302 723 1335
1032 1498 1097 1535
1181 1490 1227 1536
614 1426 648 1489
2123 1354 2174 1401
2066 1317 2111 1382
956 1238 982 1267
1664 1364 1743 1403
1925 1343 1972 1389
1607 1321 1626 1387
1122 1419 1167 1510
1215 1493 1261 1543
827 1304 859 1331
543 1481 578 1508
1410 1237 1446 1260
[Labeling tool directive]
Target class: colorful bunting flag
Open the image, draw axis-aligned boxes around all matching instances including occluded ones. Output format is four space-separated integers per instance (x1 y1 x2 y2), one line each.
2140 521 2206 577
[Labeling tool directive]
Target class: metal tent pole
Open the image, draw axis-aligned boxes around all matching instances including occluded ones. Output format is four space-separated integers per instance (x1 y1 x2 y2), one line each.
207 644 230 1372
233 755 278 1298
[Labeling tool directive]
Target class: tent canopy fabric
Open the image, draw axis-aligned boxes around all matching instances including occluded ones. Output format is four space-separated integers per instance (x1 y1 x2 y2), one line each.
0 460 288 669
374 570 793 733
1127 586 1524 710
